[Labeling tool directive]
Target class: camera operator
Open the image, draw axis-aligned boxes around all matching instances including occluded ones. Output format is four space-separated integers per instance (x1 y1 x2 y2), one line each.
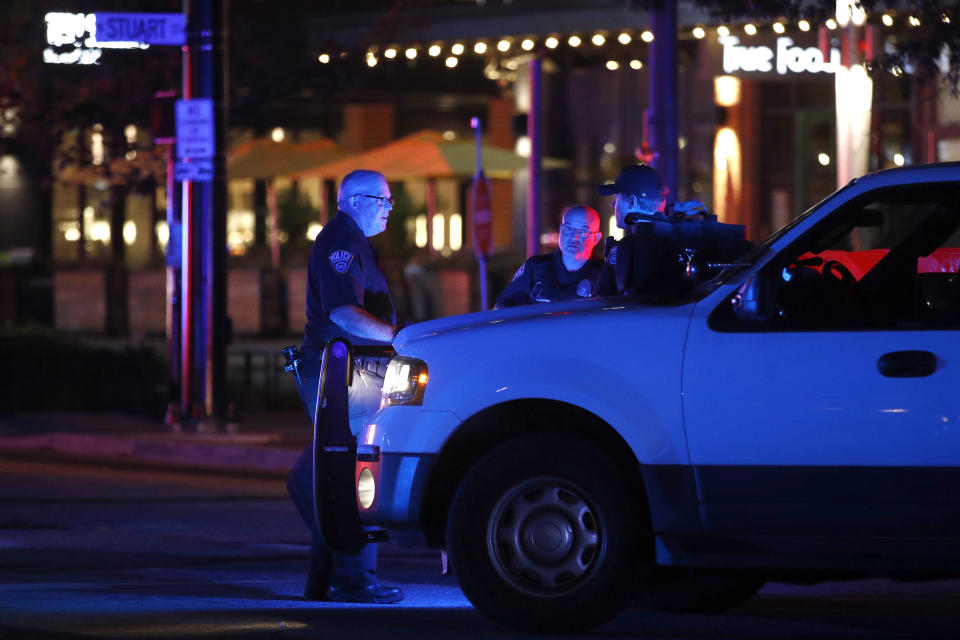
596 164 681 296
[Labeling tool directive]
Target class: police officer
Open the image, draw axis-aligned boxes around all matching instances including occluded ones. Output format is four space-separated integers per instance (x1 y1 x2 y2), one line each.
287 169 403 604
596 164 681 297
495 205 604 308
598 164 744 297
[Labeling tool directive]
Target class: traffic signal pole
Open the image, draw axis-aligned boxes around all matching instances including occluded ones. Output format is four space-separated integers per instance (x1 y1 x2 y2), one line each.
181 0 228 428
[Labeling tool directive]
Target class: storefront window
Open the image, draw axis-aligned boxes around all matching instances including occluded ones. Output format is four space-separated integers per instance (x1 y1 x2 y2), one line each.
51 181 113 264
227 179 255 255
123 191 156 268
449 213 463 251
227 210 255 256
52 182 79 263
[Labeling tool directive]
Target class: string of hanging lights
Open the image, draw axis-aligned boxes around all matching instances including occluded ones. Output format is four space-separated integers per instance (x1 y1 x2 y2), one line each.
315 9 950 75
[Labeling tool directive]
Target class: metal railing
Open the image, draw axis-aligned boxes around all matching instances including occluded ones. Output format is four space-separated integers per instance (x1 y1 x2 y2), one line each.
226 343 301 410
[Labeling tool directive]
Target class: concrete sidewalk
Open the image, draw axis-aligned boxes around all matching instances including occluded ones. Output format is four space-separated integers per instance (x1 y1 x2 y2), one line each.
0 411 312 477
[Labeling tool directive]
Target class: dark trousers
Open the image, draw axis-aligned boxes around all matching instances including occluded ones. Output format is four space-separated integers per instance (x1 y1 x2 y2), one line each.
286 354 389 587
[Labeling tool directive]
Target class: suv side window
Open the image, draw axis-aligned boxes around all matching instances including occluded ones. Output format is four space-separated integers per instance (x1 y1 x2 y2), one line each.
711 184 960 331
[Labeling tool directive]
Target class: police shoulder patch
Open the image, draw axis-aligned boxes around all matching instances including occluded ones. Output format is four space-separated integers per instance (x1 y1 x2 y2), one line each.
531 282 550 303
576 279 593 297
328 249 354 274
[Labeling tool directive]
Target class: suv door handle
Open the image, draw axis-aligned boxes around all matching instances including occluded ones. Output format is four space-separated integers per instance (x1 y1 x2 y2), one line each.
876 350 937 377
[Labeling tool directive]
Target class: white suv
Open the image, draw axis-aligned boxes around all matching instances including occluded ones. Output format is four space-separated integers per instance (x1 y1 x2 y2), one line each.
355 163 960 631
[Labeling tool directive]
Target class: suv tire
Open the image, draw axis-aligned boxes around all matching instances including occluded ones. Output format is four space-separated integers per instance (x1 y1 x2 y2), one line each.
447 433 645 632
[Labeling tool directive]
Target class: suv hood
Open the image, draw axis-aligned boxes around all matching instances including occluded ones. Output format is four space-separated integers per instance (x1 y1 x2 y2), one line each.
394 297 626 348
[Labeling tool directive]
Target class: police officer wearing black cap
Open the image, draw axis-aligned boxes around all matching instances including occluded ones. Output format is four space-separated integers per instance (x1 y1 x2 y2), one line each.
598 164 747 298
495 205 604 308
596 163 683 297
287 168 404 604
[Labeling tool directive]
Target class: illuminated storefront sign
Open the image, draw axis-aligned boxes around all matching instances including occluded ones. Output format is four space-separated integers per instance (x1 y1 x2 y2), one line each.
720 36 841 76
43 12 150 65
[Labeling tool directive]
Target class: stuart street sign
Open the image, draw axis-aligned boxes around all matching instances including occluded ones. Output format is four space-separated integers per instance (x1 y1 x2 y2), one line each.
95 13 186 46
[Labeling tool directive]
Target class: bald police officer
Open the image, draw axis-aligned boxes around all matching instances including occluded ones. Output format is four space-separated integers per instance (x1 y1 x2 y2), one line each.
287 169 403 604
495 205 604 308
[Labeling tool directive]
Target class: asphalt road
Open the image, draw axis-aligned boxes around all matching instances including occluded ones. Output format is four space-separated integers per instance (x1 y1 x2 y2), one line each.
2 457 960 639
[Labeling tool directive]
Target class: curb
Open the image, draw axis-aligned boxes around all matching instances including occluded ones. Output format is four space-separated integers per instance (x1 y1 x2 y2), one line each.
0 432 302 477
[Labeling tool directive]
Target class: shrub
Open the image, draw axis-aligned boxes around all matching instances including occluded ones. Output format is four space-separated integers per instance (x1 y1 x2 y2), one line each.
0 325 165 415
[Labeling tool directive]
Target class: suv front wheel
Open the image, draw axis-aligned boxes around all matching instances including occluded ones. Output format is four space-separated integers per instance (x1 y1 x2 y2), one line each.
446 433 646 632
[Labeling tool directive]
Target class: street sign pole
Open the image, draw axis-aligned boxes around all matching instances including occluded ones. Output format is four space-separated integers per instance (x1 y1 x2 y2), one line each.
92 17 190 428
164 142 183 428
470 117 491 311
179 22 197 425
181 0 228 430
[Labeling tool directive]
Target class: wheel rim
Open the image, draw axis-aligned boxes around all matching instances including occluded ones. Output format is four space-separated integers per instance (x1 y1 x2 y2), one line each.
486 477 603 597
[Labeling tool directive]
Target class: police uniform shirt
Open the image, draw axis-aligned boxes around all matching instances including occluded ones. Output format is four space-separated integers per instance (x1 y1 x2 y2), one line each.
495 250 603 308
597 221 684 297
303 211 396 349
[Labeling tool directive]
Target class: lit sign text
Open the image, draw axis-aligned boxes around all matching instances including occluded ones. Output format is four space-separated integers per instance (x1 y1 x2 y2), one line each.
43 12 149 65
721 36 841 75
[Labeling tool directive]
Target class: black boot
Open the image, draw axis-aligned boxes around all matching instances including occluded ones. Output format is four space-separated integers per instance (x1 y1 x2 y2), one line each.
326 545 404 603
326 580 404 604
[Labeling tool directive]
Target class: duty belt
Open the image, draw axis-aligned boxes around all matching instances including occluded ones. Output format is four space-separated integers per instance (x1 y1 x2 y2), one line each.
297 344 393 380
353 356 388 378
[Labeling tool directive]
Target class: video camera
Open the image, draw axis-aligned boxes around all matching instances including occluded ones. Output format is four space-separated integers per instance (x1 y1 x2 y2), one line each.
616 201 750 296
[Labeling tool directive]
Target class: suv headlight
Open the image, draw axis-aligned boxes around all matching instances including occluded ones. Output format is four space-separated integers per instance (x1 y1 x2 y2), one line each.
381 356 428 407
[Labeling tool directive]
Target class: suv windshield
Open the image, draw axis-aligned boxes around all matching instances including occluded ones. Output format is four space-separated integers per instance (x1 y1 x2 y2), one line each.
682 183 859 302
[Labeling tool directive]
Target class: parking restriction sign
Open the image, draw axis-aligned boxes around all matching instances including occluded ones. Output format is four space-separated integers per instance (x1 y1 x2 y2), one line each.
175 98 215 159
